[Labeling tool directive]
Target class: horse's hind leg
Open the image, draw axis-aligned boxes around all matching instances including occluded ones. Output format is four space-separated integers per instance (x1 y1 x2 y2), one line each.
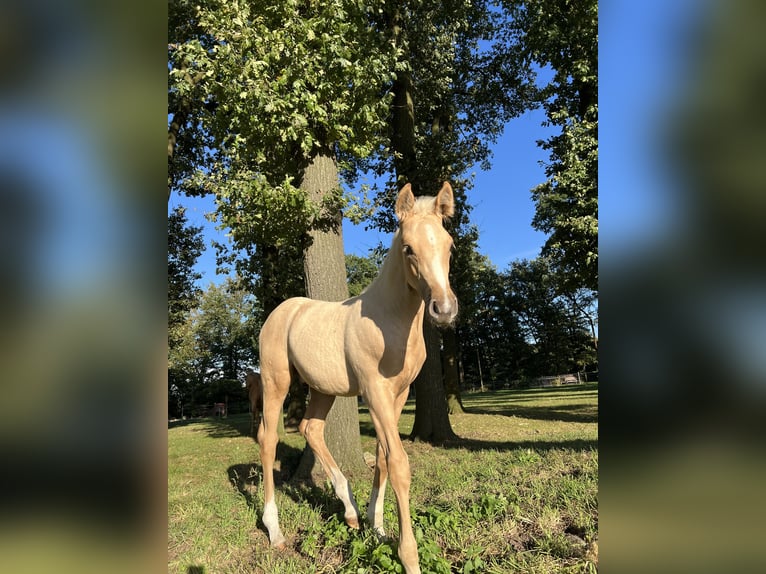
298 389 361 528
257 366 290 548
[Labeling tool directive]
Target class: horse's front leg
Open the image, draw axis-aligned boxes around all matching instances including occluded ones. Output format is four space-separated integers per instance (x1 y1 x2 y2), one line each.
366 387 420 574
258 372 290 549
367 388 408 536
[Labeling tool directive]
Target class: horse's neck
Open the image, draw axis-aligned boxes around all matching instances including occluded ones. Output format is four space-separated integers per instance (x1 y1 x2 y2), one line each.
363 232 423 320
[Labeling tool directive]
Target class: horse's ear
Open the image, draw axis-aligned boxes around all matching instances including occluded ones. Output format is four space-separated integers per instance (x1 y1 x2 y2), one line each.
435 182 454 220
395 183 415 220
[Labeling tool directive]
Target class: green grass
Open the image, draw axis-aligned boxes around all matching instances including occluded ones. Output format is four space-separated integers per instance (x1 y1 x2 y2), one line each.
168 383 598 573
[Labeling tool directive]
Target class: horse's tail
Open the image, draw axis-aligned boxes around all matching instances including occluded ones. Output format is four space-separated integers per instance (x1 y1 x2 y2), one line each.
246 370 263 435
246 370 262 408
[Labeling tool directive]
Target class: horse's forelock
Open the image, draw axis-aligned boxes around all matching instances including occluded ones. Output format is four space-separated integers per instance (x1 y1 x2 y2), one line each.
410 196 438 215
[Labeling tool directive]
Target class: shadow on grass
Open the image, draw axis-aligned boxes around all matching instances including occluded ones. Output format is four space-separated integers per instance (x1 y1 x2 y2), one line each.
186 567 205 574
465 382 598 402
168 418 201 429
227 445 349 534
281 480 348 523
357 424 597 452
463 383 598 424
439 436 598 452
169 413 256 439
466 403 598 424
227 441 305 507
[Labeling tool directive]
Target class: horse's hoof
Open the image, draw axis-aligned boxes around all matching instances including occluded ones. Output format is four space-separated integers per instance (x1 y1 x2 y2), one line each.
345 516 360 529
373 526 387 539
271 535 287 550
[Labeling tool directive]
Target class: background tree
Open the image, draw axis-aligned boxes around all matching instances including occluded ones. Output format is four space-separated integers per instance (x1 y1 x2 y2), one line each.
497 0 598 293
168 278 258 418
345 0 537 440
168 206 205 417
168 0 216 201
169 0 402 477
193 279 259 380
168 206 204 336
454 256 596 389
345 252 383 297
503 258 595 377
440 225 483 413
382 0 457 440
458 259 529 388
561 286 598 352
168 308 213 418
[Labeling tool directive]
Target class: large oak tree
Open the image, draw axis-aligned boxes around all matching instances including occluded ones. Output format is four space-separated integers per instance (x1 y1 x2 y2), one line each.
169 0 400 477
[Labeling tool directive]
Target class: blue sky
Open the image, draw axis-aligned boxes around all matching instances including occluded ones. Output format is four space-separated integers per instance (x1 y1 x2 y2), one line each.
169 106 555 289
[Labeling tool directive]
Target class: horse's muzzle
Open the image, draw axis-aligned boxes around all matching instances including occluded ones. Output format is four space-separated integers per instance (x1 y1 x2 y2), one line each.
427 296 458 326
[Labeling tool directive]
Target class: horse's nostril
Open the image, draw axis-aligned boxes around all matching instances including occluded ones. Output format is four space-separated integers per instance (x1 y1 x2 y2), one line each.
429 299 454 321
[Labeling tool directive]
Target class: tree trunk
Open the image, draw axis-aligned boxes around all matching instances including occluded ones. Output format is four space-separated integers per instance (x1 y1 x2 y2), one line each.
402 240 456 441
388 20 456 443
410 320 458 444
293 147 367 480
389 3 426 191
588 315 598 352
392 70 417 187
477 347 485 392
295 389 365 480
442 327 464 414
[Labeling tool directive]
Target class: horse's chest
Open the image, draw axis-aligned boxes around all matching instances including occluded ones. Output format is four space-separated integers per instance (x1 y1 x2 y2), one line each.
403 339 427 380
389 335 427 386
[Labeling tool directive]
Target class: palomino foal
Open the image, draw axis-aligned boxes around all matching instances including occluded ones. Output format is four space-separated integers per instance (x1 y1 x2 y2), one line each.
257 182 457 574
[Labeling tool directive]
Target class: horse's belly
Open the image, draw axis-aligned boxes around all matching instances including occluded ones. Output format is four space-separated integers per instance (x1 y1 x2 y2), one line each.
287 312 359 397
294 354 359 397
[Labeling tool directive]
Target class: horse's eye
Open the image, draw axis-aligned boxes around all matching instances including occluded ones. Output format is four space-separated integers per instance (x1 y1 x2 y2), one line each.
403 244 414 257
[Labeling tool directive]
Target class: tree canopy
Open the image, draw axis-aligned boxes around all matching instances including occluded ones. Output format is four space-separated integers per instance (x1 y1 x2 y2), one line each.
168 278 258 418
497 0 598 292
167 0 599 420
168 205 204 342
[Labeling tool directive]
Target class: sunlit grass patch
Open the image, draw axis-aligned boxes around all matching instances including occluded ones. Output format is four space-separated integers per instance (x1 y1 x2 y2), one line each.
168 383 598 573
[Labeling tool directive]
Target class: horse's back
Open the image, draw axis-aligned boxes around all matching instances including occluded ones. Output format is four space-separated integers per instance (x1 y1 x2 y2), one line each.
261 297 311 331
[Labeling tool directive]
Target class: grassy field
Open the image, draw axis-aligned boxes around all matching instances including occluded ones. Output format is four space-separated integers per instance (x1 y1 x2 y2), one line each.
168 383 598 573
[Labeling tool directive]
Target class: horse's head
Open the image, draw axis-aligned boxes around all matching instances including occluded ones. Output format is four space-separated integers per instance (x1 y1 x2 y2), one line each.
395 182 459 326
